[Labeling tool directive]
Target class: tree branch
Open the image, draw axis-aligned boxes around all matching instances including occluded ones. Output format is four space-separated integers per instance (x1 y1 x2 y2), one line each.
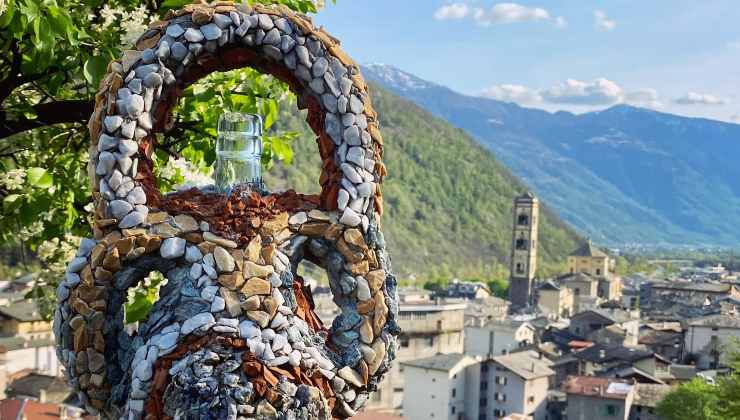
0 99 93 140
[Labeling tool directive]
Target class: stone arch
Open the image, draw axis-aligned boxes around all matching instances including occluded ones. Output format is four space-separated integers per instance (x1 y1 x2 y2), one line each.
56 3 399 419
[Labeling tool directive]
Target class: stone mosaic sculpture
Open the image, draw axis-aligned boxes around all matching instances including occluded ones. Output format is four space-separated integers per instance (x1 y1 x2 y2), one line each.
53 2 399 418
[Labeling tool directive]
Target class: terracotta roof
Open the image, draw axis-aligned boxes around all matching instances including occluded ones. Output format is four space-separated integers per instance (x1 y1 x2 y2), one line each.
570 240 608 258
0 399 89 420
564 376 633 400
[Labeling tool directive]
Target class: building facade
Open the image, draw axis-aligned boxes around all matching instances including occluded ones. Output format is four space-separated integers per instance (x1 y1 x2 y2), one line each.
537 282 575 319
684 314 740 369
465 320 536 358
509 193 539 309
565 376 635 420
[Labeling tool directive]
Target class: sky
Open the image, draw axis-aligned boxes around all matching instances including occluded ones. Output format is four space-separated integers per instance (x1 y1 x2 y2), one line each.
315 0 740 123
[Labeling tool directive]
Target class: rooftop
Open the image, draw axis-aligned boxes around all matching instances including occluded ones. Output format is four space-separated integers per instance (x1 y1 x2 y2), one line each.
570 240 608 258
564 376 633 400
0 335 54 352
652 281 735 293
689 313 740 328
0 399 88 420
492 350 555 380
401 353 472 372
6 372 71 403
573 344 655 364
572 308 635 325
0 300 45 322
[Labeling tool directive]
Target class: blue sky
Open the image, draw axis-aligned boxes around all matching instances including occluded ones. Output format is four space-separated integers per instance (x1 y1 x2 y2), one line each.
315 1 740 123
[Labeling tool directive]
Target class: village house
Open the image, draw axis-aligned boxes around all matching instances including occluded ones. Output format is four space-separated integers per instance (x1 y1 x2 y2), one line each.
628 383 672 420
402 350 554 420
465 318 536 358
0 300 60 378
569 309 640 347
536 281 575 319
564 376 635 420
684 313 740 369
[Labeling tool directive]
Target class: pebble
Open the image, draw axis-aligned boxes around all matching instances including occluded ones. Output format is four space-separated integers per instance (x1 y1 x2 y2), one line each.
214 246 235 272
263 28 280 45
104 116 123 133
203 231 238 248
338 366 364 388
211 296 226 312
312 57 329 78
200 23 222 41
181 312 215 335
185 246 203 263
189 263 203 280
213 13 232 29
109 199 133 219
96 152 116 175
127 186 146 205
119 211 145 229
343 126 361 146
184 28 204 43
239 320 260 339
170 42 188 61
350 95 365 114
165 24 185 38
121 120 136 139
118 139 138 157
338 189 350 210
160 237 186 259
346 147 365 166
98 133 119 151
258 14 274 30
340 208 361 227
67 257 87 273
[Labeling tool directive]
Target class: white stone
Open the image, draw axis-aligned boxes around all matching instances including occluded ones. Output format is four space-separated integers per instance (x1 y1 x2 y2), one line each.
181 312 215 335
160 237 186 259
185 246 203 263
339 208 361 226
214 246 235 272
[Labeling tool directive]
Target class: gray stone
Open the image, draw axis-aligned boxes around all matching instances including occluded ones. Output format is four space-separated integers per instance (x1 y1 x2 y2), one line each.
115 178 135 197
337 95 348 113
346 146 365 166
280 35 296 53
166 24 185 38
211 296 226 312
127 186 146 205
98 134 119 151
143 72 162 89
128 78 142 94
296 65 312 82
235 21 250 37
157 41 170 60
343 126 361 146
263 28 280 45
230 11 241 27
141 48 156 64
96 151 116 175
340 77 353 96
109 199 133 219
340 208 361 227
357 182 374 198
189 263 203 280
161 237 186 259
121 120 136 139
309 78 325 95
180 312 215 335
324 72 341 97
350 95 365 114
339 274 356 295
263 45 282 61
124 95 144 118
184 27 204 43
342 113 355 127
185 246 203 263
137 113 152 131
295 45 310 67
170 42 188 61
118 139 138 157
213 13 232 29
188 42 203 56
104 116 123 133
201 23 222 41
340 163 363 184
119 211 145 229
338 189 350 210
325 113 342 145
312 57 329 78
357 277 371 300
134 63 159 79
322 94 338 113
258 14 274 30
67 257 87 273
155 331 178 350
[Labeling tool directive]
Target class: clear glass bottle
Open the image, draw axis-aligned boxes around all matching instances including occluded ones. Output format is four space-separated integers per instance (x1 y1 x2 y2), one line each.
215 112 263 195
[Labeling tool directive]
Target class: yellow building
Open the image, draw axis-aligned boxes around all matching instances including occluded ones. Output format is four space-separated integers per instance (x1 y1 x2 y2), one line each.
568 240 609 277
0 300 52 340
537 281 575 319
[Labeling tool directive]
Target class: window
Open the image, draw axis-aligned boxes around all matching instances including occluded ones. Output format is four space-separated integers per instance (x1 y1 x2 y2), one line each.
481 381 488 391
515 238 528 250
528 396 535 403
482 364 489 373
479 415 487 420
596 269 602 275
518 214 529 225
452 406 456 414
427 336 435 346
452 388 457 398
480 397 488 407
605 404 617 416
516 263 525 274
401 336 409 348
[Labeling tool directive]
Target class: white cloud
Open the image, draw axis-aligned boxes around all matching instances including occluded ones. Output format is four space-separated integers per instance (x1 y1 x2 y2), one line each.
542 78 624 105
481 84 543 104
731 114 740 123
626 88 662 109
433 3 470 21
674 92 729 105
475 3 550 26
554 16 568 29
594 10 616 31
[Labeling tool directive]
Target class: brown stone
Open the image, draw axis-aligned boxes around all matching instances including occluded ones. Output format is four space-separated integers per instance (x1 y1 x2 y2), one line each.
96 218 117 228
197 241 216 255
307 209 330 221
246 310 270 328
184 232 203 243
343 229 366 249
359 317 373 344
115 237 136 256
144 236 162 253
299 221 329 236
152 223 181 238
243 261 274 278
261 212 289 237
94 331 105 352
80 265 94 287
245 235 262 262
323 224 343 241
348 260 369 276
94 267 113 282
103 230 122 244
102 247 121 272
241 277 271 297
90 372 105 387
261 243 276 265
71 298 92 316
337 238 364 263
369 339 386 375
69 315 85 330
241 295 261 311
121 50 142 73
273 228 292 244
136 32 161 51
91 299 106 311
90 244 106 267
192 7 213 24
174 214 199 233
373 291 387 335
203 231 238 248
78 285 105 302
357 299 375 315
221 288 242 317
231 249 245 272
262 296 278 318
358 359 369 385
147 212 169 224
366 270 385 294
218 272 244 290
122 228 146 237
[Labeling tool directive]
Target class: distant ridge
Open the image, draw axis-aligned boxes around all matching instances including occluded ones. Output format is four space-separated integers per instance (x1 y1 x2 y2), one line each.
362 64 740 248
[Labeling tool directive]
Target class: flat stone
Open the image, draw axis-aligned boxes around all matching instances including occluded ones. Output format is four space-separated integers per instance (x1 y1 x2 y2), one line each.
211 296 226 312
243 261 274 278
338 366 364 388
340 163 363 184
214 246 235 273
184 28 205 43
258 14 274 30
170 41 188 61
340 208 361 227
165 24 185 38
346 147 365 166
357 277 371 301
203 231 237 248
312 57 329 78
104 116 123 133
289 212 308 226
221 288 242 317
200 23 222 41
124 95 144 118
109 200 133 220
185 246 203 263
160 237 186 259
246 310 270 328
350 95 365 114
118 211 145 229
242 295 261 311
242 277 271 297
338 189 350 210
181 312 215 335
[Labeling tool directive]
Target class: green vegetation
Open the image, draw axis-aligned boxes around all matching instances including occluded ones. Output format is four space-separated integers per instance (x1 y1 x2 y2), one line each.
266 84 582 281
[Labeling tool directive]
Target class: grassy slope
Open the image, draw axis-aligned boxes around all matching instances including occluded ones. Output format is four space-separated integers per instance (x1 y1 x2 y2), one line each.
265 84 581 280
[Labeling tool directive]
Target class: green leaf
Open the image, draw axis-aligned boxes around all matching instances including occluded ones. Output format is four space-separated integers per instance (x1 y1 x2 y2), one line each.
84 55 108 87
26 167 53 188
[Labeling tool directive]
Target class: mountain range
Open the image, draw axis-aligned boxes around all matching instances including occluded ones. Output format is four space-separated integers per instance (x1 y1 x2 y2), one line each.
267 85 581 279
361 64 740 248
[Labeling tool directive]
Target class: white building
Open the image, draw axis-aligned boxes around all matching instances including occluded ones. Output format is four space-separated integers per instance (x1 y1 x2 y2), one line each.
465 319 536 358
402 350 554 420
685 314 740 369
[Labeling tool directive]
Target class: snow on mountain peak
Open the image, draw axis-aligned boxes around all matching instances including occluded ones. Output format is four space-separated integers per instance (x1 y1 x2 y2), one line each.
362 64 436 91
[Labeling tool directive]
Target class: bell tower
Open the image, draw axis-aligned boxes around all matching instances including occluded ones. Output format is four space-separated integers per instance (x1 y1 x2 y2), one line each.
509 192 539 308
